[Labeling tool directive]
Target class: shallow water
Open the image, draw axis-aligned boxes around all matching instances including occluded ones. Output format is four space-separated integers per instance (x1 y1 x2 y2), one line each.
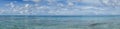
0 16 120 29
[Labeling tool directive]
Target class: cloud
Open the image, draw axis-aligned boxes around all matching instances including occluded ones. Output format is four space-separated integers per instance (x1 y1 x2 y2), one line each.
23 0 41 3
0 0 120 15
80 0 102 5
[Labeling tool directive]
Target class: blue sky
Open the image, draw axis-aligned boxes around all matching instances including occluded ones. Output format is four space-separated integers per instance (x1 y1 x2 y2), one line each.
0 0 120 15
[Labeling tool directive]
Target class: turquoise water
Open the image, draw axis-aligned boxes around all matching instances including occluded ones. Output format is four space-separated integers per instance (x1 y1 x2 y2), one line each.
0 16 120 29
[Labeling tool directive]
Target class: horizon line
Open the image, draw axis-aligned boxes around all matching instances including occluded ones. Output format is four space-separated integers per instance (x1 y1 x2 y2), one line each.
0 15 119 17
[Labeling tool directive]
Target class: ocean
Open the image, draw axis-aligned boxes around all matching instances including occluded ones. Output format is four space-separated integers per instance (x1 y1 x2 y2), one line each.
0 15 120 29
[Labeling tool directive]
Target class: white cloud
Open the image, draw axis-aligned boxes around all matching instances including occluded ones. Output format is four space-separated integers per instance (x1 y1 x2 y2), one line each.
0 0 120 15
80 0 101 4
23 0 41 3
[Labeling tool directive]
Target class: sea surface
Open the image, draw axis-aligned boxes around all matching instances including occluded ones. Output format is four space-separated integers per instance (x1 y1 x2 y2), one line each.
0 15 120 29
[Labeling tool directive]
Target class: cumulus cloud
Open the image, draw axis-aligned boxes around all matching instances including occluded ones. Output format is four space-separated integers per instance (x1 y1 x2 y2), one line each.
0 0 120 15
23 0 41 3
80 0 102 5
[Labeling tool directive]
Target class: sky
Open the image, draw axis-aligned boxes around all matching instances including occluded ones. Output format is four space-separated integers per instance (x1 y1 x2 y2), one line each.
0 0 120 15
